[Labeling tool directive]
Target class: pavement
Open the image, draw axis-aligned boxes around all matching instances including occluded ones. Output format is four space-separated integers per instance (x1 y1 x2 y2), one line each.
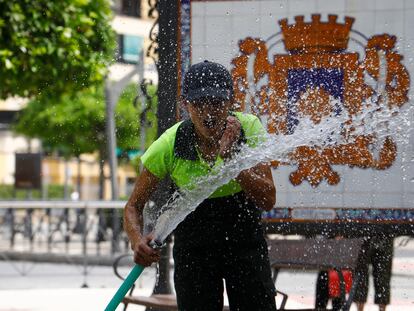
0 237 414 311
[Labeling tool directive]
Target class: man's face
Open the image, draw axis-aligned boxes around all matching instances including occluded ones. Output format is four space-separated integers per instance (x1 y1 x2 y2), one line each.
186 97 232 141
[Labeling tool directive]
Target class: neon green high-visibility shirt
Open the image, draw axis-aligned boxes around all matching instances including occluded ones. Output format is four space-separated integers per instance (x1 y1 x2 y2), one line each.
141 111 266 198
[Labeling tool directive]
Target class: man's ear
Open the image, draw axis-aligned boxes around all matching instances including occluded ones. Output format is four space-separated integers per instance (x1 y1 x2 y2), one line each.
229 97 238 112
177 96 191 120
180 97 191 114
224 98 235 114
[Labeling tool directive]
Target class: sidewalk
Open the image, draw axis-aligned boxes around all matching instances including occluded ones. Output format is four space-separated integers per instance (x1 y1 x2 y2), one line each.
0 261 155 311
0 237 413 310
0 271 413 311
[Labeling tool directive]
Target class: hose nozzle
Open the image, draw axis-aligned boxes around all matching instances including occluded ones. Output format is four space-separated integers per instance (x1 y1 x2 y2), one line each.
149 239 164 249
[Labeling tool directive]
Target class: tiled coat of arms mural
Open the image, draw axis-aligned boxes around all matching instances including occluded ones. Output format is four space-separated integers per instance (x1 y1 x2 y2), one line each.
231 14 410 187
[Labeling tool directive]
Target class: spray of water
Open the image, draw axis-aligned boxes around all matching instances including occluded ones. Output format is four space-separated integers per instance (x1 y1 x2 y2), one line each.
150 52 412 244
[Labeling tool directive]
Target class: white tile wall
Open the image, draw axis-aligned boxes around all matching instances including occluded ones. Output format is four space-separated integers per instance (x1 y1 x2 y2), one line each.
343 168 374 193
316 0 346 13
286 0 318 13
232 15 263 39
375 0 405 11
201 45 235 67
191 44 207 63
230 1 260 16
402 162 414 195
404 10 414 41
348 11 377 37
371 170 404 193
260 0 288 16
314 176 346 195
402 193 414 208
259 13 287 39
330 165 346 191
205 16 233 46
400 142 414 167
205 1 234 16
272 168 287 189
404 0 414 9
274 191 289 207
322 192 345 207
343 192 373 208
346 0 377 12
276 166 300 191
372 193 404 208
290 187 314 207
374 10 405 36
191 2 206 17
191 16 206 45
294 190 345 208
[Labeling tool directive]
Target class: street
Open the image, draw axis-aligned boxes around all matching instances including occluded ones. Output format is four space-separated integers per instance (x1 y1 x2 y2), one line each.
0 237 413 311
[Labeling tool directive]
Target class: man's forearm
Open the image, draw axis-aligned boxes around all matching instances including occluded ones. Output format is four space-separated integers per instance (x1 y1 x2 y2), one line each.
123 168 160 249
123 203 144 249
235 168 276 211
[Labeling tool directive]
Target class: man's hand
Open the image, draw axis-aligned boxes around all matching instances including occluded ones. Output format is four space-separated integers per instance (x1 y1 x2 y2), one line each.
132 234 161 267
219 116 241 159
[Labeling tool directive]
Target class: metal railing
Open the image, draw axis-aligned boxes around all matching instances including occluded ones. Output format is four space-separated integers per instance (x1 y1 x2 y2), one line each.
0 201 129 263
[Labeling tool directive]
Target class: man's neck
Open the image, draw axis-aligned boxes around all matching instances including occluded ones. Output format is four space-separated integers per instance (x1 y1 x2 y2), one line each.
194 132 220 162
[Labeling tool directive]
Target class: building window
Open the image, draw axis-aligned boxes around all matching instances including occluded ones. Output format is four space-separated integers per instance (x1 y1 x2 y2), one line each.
116 34 143 64
121 0 141 17
0 110 18 130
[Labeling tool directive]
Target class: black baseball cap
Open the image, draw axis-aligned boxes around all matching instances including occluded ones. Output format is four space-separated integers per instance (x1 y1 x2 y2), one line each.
182 60 234 102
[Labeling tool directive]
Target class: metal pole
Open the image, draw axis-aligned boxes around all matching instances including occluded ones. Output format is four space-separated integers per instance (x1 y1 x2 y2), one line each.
105 84 120 201
46 208 52 252
81 205 89 288
157 0 178 136
105 83 121 254
105 65 139 254
77 156 82 199
7 208 15 248
147 0 179 302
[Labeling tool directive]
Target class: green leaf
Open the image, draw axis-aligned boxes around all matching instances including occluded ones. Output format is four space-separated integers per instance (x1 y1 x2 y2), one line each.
5 59 13 69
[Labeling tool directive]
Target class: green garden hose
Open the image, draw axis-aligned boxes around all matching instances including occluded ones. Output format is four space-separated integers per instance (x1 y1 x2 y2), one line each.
104 264 144 311
104 240 162 311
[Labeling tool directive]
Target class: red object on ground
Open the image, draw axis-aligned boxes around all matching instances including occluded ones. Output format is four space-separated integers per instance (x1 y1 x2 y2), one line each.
328 270 353 298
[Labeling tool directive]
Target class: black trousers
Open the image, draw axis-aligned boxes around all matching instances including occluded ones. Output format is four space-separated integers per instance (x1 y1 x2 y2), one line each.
173 239 276 311
353 237 393 305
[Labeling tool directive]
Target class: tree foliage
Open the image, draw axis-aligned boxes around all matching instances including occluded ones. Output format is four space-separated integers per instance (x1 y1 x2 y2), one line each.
116 84 158 155
0 0 115 99
14 84 158 159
